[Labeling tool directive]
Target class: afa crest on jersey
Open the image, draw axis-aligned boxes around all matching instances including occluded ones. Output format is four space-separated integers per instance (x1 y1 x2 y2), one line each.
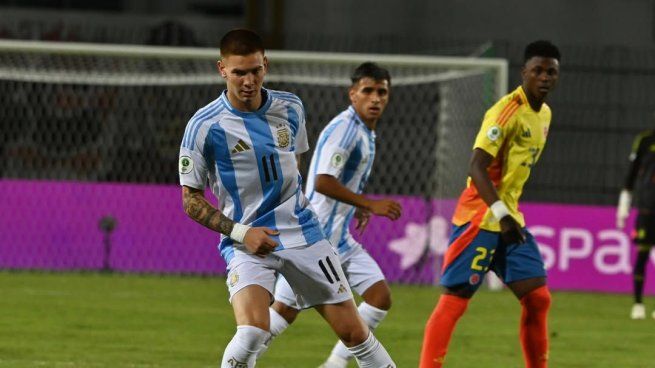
277 125 290 148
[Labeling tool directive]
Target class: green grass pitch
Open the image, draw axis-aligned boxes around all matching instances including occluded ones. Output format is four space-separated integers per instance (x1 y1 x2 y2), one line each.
0 271 652 367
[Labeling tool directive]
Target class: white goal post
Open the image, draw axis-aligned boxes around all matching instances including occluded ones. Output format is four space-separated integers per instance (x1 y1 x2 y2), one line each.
0 39 506 92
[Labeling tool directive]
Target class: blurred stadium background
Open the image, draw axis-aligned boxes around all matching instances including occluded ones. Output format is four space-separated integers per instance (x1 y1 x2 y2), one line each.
1 0 655 367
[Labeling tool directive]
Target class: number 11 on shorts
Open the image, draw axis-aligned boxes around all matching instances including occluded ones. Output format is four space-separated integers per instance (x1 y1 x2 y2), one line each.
318 257 341 284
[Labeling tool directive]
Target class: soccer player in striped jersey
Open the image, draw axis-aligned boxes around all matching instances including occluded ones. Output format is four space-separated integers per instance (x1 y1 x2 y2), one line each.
258 62 402 368
617 128 655 319
178 29 395 367
420 40 561 368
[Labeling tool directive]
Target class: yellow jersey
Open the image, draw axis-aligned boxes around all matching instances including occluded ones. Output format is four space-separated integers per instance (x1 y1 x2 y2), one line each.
451 86 551 232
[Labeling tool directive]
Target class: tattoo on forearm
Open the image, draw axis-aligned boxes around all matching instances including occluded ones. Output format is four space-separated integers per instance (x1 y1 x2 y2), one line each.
182 188 234 236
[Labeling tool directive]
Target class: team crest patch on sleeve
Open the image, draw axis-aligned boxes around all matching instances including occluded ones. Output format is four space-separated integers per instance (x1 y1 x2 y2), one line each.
228 272 239 287
487 126 501 141
179 156 194 174
331 153 345 168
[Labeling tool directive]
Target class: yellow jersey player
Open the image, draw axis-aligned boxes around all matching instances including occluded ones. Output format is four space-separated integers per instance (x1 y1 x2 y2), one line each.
420 40 560 368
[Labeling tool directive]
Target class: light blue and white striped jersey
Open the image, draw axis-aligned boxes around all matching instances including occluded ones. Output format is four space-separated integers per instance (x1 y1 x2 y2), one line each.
178 89 324 263
305 106 376 255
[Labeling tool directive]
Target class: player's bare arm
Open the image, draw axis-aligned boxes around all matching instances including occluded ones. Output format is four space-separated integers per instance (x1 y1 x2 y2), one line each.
469 148 525 244
183 185 235 234
182 185 278 256
314 173 401 220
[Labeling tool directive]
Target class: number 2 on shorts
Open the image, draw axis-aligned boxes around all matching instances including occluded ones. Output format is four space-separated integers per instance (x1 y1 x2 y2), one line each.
471 246 495 271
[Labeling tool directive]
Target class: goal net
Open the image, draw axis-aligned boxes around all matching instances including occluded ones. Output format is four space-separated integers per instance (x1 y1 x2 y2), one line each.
0 39 506 282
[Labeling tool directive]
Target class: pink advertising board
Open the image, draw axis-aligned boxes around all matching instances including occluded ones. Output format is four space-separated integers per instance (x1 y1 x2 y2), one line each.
0 180 651 295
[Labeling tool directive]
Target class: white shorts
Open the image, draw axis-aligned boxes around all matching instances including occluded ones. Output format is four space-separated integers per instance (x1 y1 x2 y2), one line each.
274 245 386 308
225 239 353 309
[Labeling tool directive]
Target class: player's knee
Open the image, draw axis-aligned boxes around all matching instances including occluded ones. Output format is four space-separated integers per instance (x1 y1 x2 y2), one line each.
522 286 551 312
374 291 392 311
338 324 370 347
271 301 299 324
381 294 392 311
363 282 393 311
364 291 392 311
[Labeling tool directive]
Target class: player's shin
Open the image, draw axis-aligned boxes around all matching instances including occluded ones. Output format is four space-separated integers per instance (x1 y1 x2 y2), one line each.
519 286 551 368
346 332 396 368
419 294 469 368
221 325 271 368
324 302 389 367
633 247 650 304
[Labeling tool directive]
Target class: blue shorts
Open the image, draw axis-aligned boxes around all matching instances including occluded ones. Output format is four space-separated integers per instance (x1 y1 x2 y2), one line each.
440 223 546 292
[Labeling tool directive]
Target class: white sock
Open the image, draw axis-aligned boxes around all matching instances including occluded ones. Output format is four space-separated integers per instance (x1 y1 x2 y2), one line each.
269 307 290 336
221 325 270 368
256 308 291 359
346 332 395 368
328 302 389 363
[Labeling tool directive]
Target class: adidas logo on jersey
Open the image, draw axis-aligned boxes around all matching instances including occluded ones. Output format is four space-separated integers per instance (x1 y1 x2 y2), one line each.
337 283 347 293
521 127 532 138
231 139 251 154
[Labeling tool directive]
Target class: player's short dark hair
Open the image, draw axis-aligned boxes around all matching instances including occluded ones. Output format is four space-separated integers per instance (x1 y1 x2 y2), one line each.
220 29 265 57
524 40 561 63
350 62 391 86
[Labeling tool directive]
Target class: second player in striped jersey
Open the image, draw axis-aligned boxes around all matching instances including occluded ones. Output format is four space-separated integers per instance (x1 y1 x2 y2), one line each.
260 62 402 368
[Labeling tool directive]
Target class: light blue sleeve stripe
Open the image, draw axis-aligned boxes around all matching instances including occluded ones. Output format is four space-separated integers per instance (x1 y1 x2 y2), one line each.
307 121 343 201
184 100 225 149
274 95 305 124
271 90 303 105
183 100 218 148
182 102 216 148
188 104 226 150
340 117 362 150
270 91 303 108
345 122 361 150
277 94 303 107
339 119 355 149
